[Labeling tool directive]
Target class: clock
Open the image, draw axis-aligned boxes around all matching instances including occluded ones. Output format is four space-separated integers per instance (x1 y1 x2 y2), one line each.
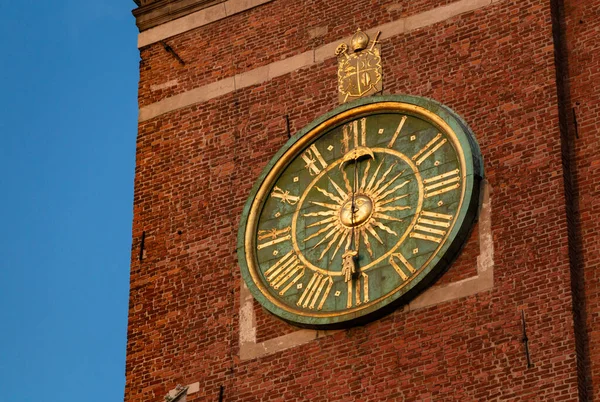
237 95 483 328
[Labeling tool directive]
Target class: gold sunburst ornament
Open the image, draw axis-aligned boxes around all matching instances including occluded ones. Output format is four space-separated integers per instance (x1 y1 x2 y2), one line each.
301 152 412 267
290 137 423 284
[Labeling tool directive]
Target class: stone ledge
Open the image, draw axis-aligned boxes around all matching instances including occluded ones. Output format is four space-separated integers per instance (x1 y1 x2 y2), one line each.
133 0 225 32
137 0 274 48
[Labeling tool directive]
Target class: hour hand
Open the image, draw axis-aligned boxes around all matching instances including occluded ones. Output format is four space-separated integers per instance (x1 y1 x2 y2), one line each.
342 249 358 282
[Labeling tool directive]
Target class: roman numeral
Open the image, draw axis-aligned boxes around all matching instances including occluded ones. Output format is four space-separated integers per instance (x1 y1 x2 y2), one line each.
346 273 369 308
301 144 328 176
271 186 299 205
341 118 367 153
423 169 461 198
388 115 407 148
389 253 416 281
257 226 291 250
264 251 305 296
410 210 453 243
412 133 447 166
297 272 333 310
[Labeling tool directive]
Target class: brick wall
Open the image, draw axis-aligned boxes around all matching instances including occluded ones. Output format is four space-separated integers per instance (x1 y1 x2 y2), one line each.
125 0 588 400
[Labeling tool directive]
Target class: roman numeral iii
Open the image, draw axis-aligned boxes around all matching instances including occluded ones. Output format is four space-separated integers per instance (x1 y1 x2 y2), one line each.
410 211 453 243
423 169 461 198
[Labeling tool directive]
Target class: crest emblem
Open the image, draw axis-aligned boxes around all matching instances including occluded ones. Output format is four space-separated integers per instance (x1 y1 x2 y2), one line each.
336 29 382 103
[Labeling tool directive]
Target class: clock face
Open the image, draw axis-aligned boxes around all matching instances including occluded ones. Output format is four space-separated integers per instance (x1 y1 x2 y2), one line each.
238 96 483 328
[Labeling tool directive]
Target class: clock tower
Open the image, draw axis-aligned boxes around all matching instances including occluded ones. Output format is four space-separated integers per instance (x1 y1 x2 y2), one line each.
127 0 600 401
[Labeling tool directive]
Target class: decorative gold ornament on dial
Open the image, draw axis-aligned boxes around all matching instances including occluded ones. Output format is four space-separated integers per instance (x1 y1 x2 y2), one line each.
340 195 373 227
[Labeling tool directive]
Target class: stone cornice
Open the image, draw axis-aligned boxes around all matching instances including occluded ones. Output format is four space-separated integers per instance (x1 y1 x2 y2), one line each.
132 0 225 32
136 0 274 47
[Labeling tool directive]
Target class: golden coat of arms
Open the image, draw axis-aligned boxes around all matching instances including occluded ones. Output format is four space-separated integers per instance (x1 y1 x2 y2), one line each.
336 29 382 103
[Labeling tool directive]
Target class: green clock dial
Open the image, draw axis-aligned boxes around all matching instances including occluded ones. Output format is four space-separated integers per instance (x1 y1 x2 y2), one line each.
238 95 483 328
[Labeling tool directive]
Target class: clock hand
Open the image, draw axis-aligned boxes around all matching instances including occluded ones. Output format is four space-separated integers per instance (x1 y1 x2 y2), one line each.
342 249 358 283
339 146 374 282
343 151 360 284
352 152 359 258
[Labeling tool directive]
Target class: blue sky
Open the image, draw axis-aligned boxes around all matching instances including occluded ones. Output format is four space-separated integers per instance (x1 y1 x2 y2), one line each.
0 1 138 400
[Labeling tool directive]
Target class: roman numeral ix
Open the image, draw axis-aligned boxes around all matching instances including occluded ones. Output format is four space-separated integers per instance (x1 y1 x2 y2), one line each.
257 226 291 250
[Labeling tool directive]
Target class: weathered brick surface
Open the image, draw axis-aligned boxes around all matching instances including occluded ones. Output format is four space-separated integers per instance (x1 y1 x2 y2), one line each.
125 0 588 400
254 298 297 344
